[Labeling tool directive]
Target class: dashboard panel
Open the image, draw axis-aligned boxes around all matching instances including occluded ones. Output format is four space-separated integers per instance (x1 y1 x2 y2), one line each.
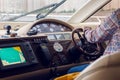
25 19 75 66
0 19 80 80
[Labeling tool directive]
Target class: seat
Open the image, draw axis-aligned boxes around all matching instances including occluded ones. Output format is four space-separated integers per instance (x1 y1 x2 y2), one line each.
75 52 120 80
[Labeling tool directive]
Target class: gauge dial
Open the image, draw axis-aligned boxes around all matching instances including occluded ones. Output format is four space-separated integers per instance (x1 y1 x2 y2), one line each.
53 42 63 52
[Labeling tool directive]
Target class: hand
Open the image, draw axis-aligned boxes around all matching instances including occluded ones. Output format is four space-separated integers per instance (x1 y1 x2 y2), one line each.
84 27 92 32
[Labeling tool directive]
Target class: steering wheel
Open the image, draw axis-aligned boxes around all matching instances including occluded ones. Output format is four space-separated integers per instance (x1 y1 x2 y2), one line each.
72 28 104 61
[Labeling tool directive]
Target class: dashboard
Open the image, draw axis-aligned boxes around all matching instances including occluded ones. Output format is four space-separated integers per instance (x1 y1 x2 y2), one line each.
0 19 105 80
0 19 78 80
28 19 75 66
16 19 76 66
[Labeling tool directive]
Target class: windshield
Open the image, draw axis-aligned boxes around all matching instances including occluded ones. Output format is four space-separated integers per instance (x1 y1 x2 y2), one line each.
0 0 113 39
0 0 85 22
0 0 112 22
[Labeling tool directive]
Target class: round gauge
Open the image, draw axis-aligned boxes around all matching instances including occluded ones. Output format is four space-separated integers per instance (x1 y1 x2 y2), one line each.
32 27 37 31
42 23 48 28
35 25 40 28
37 29 41 32
61 28 64 31
50 23 56 28
50 28 54 32
53 42 63 52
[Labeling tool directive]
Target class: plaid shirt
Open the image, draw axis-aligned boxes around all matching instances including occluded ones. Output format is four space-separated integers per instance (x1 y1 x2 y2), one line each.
85 9 120 55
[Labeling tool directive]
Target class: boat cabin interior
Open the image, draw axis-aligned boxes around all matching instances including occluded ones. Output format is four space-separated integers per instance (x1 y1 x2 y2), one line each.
0 0 118 80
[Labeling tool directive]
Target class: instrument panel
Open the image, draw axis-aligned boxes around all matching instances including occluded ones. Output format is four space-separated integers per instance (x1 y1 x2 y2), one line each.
47 33 72 41
30 22 72 33
0 19 76 79
28 19 74 66
26 19 74 41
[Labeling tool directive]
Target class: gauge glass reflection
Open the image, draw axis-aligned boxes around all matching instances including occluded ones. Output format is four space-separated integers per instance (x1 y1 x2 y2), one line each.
55 34 64 40
47 34 56 40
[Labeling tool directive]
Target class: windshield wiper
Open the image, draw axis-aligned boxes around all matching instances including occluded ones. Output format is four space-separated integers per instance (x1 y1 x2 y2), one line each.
4 0 66 21
36 0 66 20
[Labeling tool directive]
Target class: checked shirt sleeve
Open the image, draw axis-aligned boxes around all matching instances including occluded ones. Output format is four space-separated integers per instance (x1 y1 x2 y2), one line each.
84 9 120 43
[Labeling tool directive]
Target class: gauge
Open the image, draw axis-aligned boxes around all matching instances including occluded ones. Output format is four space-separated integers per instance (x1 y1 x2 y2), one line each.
61 28 64 31
42 23 48 28
47 34 56 40
50 23 56 28
53 42 63 52
31 27 37 31
55 34 64 40
37 29 41 32
35 25 40 29
56 25 63 32
50 28 54 32
64 33 71 40
40 23 50 33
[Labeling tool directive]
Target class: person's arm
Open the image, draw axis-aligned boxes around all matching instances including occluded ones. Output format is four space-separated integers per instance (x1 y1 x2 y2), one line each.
84 9 120 43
